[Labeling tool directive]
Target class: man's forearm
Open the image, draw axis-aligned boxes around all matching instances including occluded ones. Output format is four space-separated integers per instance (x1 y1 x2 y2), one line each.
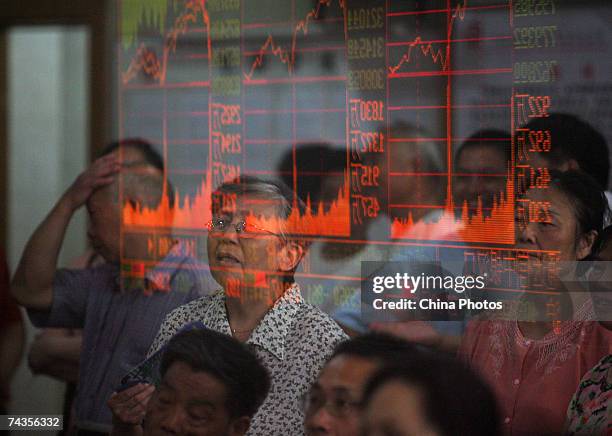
0 322 25 389
11 195 75 309
28 332 81 382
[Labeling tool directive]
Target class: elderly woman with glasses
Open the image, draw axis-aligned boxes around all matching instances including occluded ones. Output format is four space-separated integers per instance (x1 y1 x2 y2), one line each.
460 170 612 436
109 176 347 436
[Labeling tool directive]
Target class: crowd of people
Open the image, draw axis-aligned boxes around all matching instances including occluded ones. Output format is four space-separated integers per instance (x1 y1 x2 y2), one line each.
2 113 612 435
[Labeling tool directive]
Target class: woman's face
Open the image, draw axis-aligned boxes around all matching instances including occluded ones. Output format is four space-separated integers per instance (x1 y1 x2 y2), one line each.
515 186 594 261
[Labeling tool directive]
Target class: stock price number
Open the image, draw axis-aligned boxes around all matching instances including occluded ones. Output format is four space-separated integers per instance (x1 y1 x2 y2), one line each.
347 7 384 30
514 60 557 84
514 25 557 49
517 166 551 193
348 37 384 59
348 68 385 91
516 128 551 154
514 0 555 17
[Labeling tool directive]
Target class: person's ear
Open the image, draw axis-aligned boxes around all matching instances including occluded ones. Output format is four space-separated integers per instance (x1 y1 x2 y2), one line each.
576 230 598 260
229 416 251 436
278 241 304 272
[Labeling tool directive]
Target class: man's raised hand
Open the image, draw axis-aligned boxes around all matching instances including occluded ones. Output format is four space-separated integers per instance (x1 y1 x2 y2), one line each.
63 153 121 210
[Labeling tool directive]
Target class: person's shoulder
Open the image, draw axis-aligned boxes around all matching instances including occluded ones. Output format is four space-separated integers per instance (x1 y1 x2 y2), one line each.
54 262 117 289
165 291 220 320
293 302 348 340
284 303 347 371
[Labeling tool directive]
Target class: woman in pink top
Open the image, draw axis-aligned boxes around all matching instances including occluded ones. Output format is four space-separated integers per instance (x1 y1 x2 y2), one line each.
460 170 612 435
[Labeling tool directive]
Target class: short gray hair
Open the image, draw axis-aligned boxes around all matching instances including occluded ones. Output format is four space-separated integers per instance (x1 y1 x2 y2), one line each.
213 176 308 240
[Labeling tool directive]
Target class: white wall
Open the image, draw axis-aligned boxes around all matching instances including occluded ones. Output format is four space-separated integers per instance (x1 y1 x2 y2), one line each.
7 26 89 431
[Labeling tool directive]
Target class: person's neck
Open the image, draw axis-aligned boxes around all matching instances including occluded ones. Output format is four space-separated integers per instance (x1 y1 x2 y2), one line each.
517 320 553 340
225 283 289 337
517 289 586 340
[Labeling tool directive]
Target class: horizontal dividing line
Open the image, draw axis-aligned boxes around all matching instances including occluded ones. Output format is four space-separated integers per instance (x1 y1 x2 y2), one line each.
165 111 210 117
167 169 208 175
125 111 211 118
389 105 448 110
245 139 292 145
134 26 208 37
452 103 511 109
242 16 344 29
387 35 511 46
389 204 446 209
465 4 512 12
182 54 210 60
483 287 561 296
387 3 509 17
458 137 511 141
243 75 346 85
243 45 345 56
451 172 509 177
122 81 210 90
245 169 345 178
388 67 512 79
388 103 510 111
167 140 210 145
389 204 503 212
242 170 279 176
245 138 344 145
387 8 448 17
388 172 450 176
292 236 525 251
388 137 447 143
294 271 362 282
125 112 164 118
388 137 511 142
388 172 508 177
244 107 345 115
123 226 527 252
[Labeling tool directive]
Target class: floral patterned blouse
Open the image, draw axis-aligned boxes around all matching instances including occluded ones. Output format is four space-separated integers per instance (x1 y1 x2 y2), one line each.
566 354 612 435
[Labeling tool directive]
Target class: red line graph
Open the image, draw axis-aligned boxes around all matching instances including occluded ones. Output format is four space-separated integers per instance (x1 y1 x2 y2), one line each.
122 0 211 85
122 174 351 236
390 176 515 244
243 0 346 81
123 176 213 229
388 0 468 75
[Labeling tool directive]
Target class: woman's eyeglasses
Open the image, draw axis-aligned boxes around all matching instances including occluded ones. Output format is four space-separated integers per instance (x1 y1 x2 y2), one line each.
207 218 283 240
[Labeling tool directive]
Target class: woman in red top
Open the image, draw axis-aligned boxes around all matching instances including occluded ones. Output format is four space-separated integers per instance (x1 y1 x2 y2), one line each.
460 170 612 435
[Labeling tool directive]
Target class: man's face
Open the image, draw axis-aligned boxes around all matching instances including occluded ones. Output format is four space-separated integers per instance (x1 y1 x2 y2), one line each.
454 145 508 213
207 193 290 292
86 147 156 263
87 187 121 262
304 355 380 436
144 361 248 436
361 381 440 436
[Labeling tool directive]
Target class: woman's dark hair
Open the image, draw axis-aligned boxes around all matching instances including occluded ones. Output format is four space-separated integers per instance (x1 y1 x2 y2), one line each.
330 332 427 365
455 129 511 163
525 114 609 189
592 226 612 257
160 329 270 419
548 170 608 250
362 355 500 436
